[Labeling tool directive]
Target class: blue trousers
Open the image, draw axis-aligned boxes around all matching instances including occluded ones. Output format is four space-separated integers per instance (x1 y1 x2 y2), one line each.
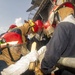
0 60 8 75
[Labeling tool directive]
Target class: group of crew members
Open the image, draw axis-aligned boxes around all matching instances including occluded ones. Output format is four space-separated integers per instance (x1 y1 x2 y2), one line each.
0 1 75 75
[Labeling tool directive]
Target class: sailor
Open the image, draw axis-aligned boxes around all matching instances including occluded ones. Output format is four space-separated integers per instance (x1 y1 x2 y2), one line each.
0 32 23 74
40 2 75 75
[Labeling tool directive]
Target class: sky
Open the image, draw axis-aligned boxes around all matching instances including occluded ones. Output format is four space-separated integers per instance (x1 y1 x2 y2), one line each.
0 0 32 34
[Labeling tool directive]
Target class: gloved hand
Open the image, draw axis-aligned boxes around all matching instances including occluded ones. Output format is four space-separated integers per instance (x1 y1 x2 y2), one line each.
26 50 39 62
38 46 46 64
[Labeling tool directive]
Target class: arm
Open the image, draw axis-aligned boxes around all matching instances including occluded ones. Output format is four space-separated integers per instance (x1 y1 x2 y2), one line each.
1 50 38 75
1 45 46 75
41 23 70 74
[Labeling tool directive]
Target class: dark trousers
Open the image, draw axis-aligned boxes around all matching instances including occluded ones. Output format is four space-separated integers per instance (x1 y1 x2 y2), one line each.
0 60 8 75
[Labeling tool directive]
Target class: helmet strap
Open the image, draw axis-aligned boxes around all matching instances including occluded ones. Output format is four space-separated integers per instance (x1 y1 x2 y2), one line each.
7 44 22 62
0 44 15 61
26 26 34 35
7 44 15 62
54 11 60 22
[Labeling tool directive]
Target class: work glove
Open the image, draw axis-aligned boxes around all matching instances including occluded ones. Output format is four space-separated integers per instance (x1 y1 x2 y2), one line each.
26 50 39 62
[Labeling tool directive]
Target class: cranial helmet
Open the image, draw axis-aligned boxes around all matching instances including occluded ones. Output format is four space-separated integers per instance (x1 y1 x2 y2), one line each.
9 24 17 29
43 21 51 29
1 32 23 45
26 20 43 33
32 20 43 33
43 21 54 37
48 2 74 27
